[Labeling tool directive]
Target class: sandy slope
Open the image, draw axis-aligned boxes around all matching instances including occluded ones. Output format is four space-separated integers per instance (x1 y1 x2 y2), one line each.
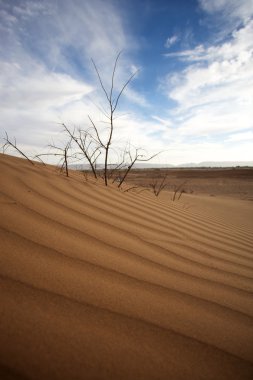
0 153 253 380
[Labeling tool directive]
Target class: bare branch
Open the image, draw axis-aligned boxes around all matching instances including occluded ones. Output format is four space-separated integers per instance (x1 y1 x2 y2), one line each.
62 123 98 179
33 155 46 165
91 58 110 104
34 137 72 177
3 132 35 165
112 69 139 113
87 116 105 148
90 52 141 186
117 148 162 189
87 96 110 120
137 151 163 162
172 181 188 201
150 174 168 197
110 50 122 103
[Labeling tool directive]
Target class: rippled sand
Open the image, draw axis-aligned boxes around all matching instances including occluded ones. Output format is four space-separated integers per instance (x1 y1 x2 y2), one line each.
1 153 253 379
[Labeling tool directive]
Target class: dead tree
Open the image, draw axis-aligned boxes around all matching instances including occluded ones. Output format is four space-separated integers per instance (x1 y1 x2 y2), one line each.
172 181 187 201
3 132 34 165
62 123 100 179
89 51 139 186
150 174 168 197
35 139 72 177
117 147 160 189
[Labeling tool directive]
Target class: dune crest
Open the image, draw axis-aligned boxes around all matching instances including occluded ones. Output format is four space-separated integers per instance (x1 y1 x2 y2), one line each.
1 153 253 380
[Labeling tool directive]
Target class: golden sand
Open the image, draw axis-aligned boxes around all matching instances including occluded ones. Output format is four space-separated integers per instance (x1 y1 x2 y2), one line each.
0 153 253 379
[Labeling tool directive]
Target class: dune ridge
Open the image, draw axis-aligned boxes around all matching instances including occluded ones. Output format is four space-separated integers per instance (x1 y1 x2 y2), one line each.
0 153 253 379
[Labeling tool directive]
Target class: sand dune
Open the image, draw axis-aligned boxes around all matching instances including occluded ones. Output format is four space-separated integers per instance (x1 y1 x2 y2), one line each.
0 153 253 379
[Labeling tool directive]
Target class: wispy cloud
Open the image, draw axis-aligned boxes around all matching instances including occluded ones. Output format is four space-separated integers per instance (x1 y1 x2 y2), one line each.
163 13 253 139
156 1 253 163
165 35 178 49
198 0 253 40
164 45 206 61
198 0 253 22
1 0 252 165
0 0 131 76
0 60 93 149
151 116 173 129
0 0 149 155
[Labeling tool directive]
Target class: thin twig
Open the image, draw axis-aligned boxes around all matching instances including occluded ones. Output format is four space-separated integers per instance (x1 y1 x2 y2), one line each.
3 132 34 165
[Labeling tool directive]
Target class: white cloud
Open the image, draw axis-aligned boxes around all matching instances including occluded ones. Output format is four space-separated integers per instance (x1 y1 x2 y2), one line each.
124 87 150 107
198 0 253 40
166 20 253 62
0 61 92 110
0 60 94 151
151 116 173 128
226 130 253 142
198 0 253 22
165 35 178 48
164 45 205 61
0 0 149 157
160 1 253 164
164 19 253 138
0 0 143 95
1 0 252 165
12 1 54 18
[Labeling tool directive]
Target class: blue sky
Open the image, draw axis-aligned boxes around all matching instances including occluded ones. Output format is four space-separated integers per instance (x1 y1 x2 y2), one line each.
1 0 253 164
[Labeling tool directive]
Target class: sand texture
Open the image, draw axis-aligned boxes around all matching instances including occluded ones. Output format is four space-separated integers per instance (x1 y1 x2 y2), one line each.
0 153 253 379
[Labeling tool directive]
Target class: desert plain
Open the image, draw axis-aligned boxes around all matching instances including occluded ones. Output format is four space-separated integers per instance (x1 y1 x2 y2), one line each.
0 152 253 379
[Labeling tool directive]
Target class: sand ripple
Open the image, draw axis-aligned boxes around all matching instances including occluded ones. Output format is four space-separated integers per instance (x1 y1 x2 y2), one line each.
1 154 253 379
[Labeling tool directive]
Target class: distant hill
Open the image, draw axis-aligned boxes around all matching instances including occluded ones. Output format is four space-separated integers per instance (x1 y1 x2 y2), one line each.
176 161 253 168
70 161 253 170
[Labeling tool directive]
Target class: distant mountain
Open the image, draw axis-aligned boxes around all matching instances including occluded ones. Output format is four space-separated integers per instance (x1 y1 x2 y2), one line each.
177 161 253 168
69 163 174 170
70 161 253 170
